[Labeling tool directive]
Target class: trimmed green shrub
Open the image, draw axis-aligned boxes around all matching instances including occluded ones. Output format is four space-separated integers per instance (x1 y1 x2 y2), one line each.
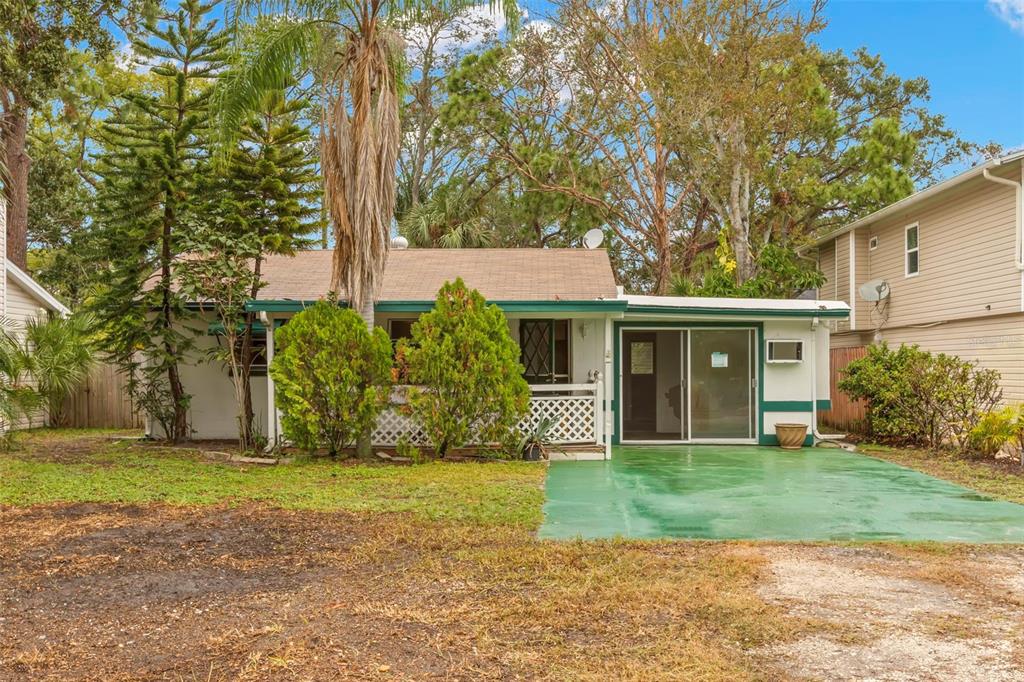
270 302 392 456
397 278 530 457
839 342 1002 451
837 343 928 442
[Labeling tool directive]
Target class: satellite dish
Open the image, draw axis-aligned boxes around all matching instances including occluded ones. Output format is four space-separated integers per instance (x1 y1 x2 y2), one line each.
859 278 890 302
390 235 409 250
583 228 604 249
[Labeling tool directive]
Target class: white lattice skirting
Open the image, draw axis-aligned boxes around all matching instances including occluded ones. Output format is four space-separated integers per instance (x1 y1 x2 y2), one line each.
371 384 600 447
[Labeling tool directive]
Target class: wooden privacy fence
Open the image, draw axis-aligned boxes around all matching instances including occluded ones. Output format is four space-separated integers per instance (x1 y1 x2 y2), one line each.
820 346 868 432
62 364 144 429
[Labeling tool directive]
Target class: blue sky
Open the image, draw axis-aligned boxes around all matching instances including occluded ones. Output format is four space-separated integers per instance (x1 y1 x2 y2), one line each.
812 0 1024 161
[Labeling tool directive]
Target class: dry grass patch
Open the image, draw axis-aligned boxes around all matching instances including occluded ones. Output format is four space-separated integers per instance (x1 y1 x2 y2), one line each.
1 503 807 681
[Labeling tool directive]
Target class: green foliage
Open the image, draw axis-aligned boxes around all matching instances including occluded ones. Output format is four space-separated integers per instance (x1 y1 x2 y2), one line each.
969 405 1024 459
89 0 228 441
398 279 530 457
179 88 319 450
270 303 393 456
672 242 825 298
26 133 90 306
839 343 928 442
839 343 1003 451
0 314 93 445
0 324 44 447
23 313 95 427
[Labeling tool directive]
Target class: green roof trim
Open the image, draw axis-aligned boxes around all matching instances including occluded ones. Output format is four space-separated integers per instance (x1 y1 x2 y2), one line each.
624 304 849 318
208 321 267 335
246 299 628 313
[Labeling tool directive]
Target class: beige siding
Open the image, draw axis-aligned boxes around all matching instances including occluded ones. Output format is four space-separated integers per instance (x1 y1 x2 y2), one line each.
876 313 1024 403
834 235 850 332
6 277 46 327
865 173 1020 328
853 229 871 330
6 278 47 428
817 239 836 301
830 331 868 349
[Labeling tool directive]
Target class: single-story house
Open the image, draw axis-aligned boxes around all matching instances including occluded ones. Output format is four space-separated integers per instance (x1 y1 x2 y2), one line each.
162 247 848 458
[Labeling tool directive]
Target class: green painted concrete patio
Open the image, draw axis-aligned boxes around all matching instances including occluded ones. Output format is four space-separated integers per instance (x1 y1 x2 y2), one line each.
541 446 1024 542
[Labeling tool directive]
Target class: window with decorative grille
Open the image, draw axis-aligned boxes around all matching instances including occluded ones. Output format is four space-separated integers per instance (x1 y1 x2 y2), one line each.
519 320 570 384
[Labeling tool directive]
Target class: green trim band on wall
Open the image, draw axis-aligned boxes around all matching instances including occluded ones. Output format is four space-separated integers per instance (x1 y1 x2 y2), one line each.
763 400 832 412
758 434 814 447
625 305 849 319
246 299 628 314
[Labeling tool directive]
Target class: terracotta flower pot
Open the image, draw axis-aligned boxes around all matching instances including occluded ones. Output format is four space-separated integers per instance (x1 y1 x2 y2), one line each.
775 423 809 450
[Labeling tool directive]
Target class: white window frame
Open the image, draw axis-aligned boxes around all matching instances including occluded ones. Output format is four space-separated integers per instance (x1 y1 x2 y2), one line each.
904 223 920 278
869 235 878 251
766 339 804 364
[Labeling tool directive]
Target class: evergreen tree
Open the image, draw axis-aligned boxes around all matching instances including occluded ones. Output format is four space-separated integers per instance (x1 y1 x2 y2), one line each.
180 90 320 450
90 0 227 441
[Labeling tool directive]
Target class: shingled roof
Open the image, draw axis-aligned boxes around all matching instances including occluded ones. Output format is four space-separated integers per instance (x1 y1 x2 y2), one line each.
257 248 619 302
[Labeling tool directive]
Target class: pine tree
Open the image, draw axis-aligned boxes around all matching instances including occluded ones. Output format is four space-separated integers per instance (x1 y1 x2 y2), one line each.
90 0 227 441
180 90 320 450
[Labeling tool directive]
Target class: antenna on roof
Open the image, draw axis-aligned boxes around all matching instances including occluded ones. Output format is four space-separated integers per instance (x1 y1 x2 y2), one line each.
583 228 604 249
391 235 409 250
858 279 890 302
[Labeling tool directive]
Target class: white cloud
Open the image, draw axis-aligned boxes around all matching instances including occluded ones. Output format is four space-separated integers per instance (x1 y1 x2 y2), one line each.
403 5 508 62
989 0 1024 34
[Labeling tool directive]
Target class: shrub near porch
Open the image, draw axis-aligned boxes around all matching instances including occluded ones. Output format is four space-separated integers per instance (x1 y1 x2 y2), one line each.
397 278 530 458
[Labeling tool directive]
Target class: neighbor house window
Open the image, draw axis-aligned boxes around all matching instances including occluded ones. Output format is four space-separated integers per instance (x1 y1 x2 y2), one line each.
519 319 570 384
869 236 878 250
905 223 919 277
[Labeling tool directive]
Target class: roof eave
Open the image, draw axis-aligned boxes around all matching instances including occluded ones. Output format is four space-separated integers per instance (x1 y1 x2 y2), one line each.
624 304 849 319
6 262 70 315
245 298 628 313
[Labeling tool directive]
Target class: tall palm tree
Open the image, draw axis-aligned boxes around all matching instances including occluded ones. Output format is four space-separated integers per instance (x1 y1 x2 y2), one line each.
217 0 519 323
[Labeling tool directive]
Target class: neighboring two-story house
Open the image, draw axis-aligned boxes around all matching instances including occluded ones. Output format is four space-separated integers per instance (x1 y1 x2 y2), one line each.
806 151 1024 403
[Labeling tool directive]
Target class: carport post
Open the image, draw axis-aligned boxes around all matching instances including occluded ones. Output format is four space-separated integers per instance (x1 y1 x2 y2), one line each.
263 313 277 449
603 315 613 459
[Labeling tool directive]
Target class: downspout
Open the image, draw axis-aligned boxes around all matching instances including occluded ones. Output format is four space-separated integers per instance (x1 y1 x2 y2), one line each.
981 165 1023 271
809 315 844 444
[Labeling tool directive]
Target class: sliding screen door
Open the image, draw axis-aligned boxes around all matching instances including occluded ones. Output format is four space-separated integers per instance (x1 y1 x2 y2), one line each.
689 329 755 439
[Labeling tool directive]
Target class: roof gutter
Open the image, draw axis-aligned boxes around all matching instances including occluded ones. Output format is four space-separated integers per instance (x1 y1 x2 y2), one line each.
981 161 1024 271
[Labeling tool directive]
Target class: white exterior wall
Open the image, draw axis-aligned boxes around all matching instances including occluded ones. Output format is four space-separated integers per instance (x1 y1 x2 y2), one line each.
761 320 831 437
179 311 609 441
178 331 270 440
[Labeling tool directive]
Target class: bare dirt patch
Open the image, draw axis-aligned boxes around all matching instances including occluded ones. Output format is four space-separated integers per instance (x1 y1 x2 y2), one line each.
757 544 1024 681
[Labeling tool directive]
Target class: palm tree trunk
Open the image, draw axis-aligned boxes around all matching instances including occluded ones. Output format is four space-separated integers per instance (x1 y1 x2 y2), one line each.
356 296 374 457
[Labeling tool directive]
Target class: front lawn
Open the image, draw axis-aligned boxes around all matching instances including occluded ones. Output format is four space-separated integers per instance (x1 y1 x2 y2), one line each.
0 430 544 528
2 429 1023 680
